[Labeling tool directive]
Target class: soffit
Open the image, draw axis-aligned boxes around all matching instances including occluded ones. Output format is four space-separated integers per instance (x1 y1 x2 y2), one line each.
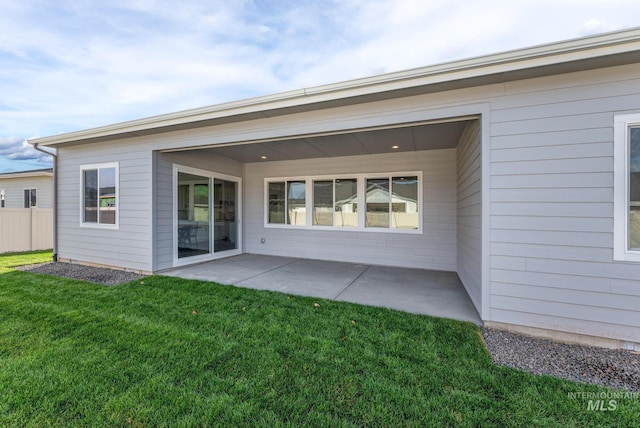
199 120 470 162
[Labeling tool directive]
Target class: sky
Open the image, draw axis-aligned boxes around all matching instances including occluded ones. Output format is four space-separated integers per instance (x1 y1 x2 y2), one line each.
1 0 639 173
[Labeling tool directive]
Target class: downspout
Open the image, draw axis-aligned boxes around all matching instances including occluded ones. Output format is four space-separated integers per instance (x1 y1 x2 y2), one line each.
32 143 58 262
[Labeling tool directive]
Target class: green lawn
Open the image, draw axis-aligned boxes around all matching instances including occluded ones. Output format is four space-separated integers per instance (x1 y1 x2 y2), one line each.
0 252 638 427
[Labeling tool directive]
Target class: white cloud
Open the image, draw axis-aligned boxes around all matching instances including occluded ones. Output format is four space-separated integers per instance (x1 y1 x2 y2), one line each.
0 0 639 171
580 19 624 36
0 137 52 172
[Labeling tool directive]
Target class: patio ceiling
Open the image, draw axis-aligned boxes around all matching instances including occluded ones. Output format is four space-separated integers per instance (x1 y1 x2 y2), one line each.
198 120 472 163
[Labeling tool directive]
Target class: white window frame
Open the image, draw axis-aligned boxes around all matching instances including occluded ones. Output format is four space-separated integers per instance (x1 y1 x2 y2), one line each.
79 162 119 229
23 188 37 208
264 171 423 234
614 113 640 262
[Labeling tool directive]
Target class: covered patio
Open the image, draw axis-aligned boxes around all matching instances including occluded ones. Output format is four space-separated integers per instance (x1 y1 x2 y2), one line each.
150 107 485 326
162 254 482 325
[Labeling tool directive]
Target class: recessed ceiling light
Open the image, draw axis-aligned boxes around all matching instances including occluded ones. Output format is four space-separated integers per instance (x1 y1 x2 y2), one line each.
391 145 399 149
260 155 267 160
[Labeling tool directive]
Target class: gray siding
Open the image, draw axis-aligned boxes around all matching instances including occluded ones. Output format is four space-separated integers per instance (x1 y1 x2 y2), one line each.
57 142 153 272
457 120 482 315
488 64 640 342
154 152 173 271
244 150 457 271
0 175 52 208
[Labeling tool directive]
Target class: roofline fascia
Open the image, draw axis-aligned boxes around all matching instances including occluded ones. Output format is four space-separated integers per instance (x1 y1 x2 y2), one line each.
0 170 53 179
29 27 640 147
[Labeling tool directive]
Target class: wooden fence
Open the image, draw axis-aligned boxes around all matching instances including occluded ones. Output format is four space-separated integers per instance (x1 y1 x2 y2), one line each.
0 208 53 253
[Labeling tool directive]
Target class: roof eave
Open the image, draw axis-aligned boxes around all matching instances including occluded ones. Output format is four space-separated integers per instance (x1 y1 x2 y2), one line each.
0 169 54 179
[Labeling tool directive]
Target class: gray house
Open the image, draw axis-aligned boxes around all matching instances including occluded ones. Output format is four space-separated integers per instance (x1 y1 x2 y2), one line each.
0 168 53 209
30 29 640 349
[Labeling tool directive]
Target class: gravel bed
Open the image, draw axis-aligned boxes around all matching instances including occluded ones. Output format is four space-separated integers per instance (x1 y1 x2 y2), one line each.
17 262 146 286
482 327 640 392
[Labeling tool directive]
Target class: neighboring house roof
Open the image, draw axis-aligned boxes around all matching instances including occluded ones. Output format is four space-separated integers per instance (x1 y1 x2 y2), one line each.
337 183 418 205
29 27 640 148
0 168 53 179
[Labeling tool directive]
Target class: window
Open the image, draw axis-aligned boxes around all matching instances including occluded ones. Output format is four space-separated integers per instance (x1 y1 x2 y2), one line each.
631 127 640 251
312 178 358 227
23 188 36 208
268 182 286 224
365 178 390 227
391 176 419 229
364 177 419 229
287 181 306 225
268 180 306 225
313 180 333 226
0 189 5 208
81 163 118 227
266 173 420 232
335 178 358 227
614 114 640 261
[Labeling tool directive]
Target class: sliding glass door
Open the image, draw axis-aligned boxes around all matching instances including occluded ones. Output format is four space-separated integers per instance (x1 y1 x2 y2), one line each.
175 167 241 263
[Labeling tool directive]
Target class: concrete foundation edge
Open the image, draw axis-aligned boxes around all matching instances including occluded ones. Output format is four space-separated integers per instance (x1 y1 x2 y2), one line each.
57 258 151 275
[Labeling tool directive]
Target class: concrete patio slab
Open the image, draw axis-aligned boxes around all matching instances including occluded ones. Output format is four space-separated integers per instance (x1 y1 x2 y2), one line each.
164 254 297 284
238 269 360 300
164 263 264 285
358 265 459 287
277 258 368 276
212 254 298 270
236 258 369 299
162 254 481 325
335 267 480 324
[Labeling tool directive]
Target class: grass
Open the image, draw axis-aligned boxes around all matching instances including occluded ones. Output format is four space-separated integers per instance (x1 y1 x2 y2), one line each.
0 252 638 427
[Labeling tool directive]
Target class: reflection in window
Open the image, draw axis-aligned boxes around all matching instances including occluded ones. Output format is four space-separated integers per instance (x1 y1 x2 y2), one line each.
313 180 333 226
365 178 390 228
177 184 189 220
335 179 358 227
193 183 209 222
83 169 98 222
99 167 116 225
213 179 238 252
268 182 286 224
630 127 640 250
267 174 420 231
287 181 306 225
391 176 419 229
177 172 210 258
